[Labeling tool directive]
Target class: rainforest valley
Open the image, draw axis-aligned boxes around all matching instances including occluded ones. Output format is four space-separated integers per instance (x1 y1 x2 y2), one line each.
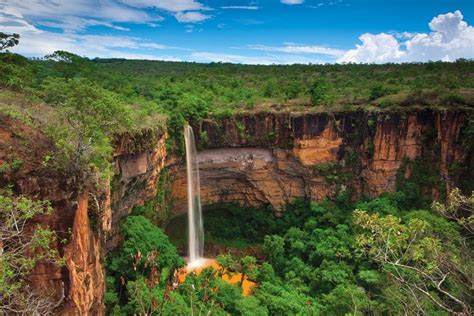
0 40 473 315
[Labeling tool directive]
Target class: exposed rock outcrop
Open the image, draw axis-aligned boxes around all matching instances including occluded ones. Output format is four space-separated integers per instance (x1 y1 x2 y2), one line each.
109 129 168 250
1 108 471 314
0 115 166 314
0 115 109 315
167 109 472 214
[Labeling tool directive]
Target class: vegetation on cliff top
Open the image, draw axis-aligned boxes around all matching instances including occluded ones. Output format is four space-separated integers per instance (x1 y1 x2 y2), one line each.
2 44 473 156
1 35 473 315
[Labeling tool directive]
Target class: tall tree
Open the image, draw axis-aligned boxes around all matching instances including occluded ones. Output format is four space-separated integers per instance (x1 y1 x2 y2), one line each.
0 32 20 51
353 210 472 315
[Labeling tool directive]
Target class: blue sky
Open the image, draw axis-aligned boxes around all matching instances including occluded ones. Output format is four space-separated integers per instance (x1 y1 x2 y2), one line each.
1 0 473 64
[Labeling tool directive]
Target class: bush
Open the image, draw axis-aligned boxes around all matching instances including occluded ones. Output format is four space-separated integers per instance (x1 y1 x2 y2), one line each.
369 84 389 101
442 93 466 106
309 79 329 105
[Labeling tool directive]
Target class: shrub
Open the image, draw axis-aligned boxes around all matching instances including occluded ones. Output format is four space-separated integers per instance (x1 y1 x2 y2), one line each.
369 84 389 101
309 79 329 105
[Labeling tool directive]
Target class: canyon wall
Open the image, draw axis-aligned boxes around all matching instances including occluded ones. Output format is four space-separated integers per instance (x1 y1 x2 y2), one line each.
168 109 472 215
0 115 167 314
109 129 167 250
0 115 110 315
0 109 471 314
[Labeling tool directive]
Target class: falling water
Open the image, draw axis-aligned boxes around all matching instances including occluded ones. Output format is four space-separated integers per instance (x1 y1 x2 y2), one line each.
184 125 204 264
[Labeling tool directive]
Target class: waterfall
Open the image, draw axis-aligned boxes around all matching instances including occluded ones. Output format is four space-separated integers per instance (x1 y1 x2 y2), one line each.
184 125 204 264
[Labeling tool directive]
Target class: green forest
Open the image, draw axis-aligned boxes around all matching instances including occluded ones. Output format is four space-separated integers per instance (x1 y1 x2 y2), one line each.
2 47 473 162
106 189 473 315
0 33 473 315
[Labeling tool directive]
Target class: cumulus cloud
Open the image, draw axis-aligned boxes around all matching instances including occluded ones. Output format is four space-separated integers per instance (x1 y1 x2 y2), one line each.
338 10 474 63
248 43 345 57
281 0 304 5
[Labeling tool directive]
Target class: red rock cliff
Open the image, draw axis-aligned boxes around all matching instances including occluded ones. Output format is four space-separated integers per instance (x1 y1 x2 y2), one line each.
1 109 471 313
167 109 472 214
0 114 167 314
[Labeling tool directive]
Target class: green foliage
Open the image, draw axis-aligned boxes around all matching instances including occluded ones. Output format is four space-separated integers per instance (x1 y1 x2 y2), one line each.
0 32 20 51
396 158 446 209
132 169 174 225
353 209 472 314
321 284 375 315
108 216 184 277
41 77 132 175
441 93 466 106
369 84 389 101
106 215 185 313
284 81 302 100
107 184 474 315
0 188 63 313
106 218 250 315
195 184 473 315
204 204 275 242
45 51 91 78
0 53 33 89
309 79 329 105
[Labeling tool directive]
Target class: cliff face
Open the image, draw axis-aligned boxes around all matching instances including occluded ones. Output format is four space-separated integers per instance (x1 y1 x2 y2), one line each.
168 110 471 214
0 115 110 315
0 109 471 314
0 115 167 314
108 129 168 250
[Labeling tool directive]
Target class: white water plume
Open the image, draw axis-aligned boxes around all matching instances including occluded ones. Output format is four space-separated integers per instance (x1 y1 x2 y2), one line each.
184 125 204 264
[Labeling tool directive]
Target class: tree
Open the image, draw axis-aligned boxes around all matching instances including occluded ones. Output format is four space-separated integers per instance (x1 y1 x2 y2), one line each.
309 79 329 105
321 284 372 316
283 81 302 100
239 256 257 286
41 78 132 175
369 84 389 101
0 188 63 314
432 188 474 235
0 32 20 51
353 210 472 315
262 235 285 273
215 254 236 278
106 216 185 314
45 51 90 78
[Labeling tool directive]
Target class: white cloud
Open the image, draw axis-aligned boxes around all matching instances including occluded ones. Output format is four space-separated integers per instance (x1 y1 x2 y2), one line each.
0 0 160 32
191 52 326 65
221 6 259 10
175 11 211 23
0 9 179 60
338 10 474 63
338 33 404 63
281 0 304 5
248 43 345 57
118 0 207 12
192 52 274 64
37 17 131 32
118 0 211 23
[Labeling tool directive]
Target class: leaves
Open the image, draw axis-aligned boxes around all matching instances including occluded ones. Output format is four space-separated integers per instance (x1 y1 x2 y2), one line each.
0 188 62 314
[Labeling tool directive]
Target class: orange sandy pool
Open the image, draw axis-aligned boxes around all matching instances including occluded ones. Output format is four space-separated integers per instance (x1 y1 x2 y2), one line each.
178 258 255 296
